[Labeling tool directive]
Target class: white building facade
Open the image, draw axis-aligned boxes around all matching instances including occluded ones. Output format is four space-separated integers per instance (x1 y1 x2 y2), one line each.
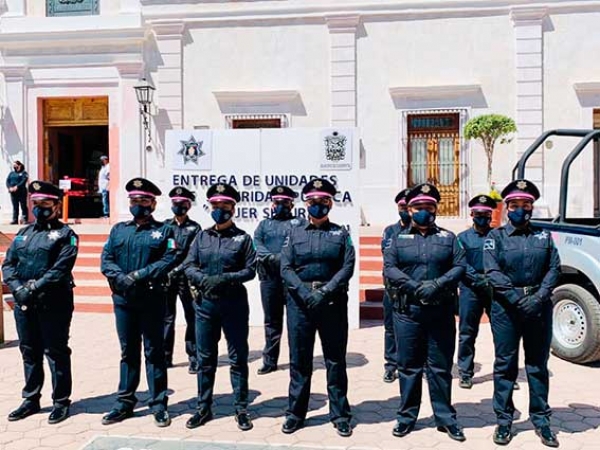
0 0 599 226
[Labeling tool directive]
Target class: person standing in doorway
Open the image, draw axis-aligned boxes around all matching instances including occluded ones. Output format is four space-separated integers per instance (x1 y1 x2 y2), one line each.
98 155 110 218
6 161 29 224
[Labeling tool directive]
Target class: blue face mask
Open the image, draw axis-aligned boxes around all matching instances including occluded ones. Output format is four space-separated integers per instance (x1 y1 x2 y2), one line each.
171 204 189 216
399 211 411 225
307 203 329 220
130 204 152 219
412 209 436 226
272 203 291 219
33 205 54 221
211 208 232 225
473 216 492 228
507 207 531 226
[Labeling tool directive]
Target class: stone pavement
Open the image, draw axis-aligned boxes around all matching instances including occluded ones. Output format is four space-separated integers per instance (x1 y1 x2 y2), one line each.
1 313 599 450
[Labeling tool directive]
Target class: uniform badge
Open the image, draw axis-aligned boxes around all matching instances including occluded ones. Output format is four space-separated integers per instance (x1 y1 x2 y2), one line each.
32 182 41 191
421 184 431 194
133 179 143 188
479 196 487 204
516 180 527 190
233 235 245 243
176 188 183 195
330 229 343 236
48 230 61 241
313 180 323 189
151 230 163 240
535 231 548 240
216 184 226 193
277 187 284 193
187 226 196 231
483 239 495 250
437 230 449 238
291 219 299 226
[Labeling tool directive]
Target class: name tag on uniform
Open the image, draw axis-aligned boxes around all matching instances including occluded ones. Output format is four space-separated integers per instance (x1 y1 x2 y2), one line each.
397 234 414 239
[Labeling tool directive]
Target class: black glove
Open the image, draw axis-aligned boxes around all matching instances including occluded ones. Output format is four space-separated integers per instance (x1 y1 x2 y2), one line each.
115 273 136 293
471 274 489 289
306 288 330 310
201 275 224 296
167 265 184 286
517 294 544 318
268 254 281 270
403 279 420 293
13 285 33 309
415 280 440 304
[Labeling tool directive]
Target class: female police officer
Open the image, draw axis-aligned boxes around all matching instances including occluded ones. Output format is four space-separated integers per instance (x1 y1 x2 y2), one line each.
483 179 560 447
2 181 78 424
184 183 256 431
383 183 466 441
280 178 355 437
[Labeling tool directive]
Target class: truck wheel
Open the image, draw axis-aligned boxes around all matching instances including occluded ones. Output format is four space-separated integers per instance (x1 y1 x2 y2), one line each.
551 284 600 364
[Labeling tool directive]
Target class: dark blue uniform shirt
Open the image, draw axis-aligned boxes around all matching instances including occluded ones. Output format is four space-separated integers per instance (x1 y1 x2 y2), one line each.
6 170 28 193
381 221 409 254
101 219 178 282
457 226 491 288
2 221 78 293
254 215 308 257
164 217 201 266
280 221 355 301
184 224 256 286
483 223 560 304
383 225 466 292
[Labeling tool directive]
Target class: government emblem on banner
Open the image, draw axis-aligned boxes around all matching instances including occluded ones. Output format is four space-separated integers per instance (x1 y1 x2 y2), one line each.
170 130 213 171
320 129 353 171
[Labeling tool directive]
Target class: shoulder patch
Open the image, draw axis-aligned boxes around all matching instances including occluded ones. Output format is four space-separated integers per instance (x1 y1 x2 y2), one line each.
483 239 495 250
233 235 245 243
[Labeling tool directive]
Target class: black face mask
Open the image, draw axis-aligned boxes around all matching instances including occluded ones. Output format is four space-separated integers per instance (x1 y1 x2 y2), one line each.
211 208 232 225
172 204 189 216
473 216 492 228
399 211 411 225
308 203 329 219
272 203 291 219
507 207 531 226
130 204 153 219
33 205 54 221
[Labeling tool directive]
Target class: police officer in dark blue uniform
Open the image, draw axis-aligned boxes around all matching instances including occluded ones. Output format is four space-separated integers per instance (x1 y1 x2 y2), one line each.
456 195 496 389
163 186 201 373
100 178 178 428
381 188 412 383
254 185 307 375
184 183 256 431
484 179 560 447
2 181 78 424
280 178 355 437
383 183 466 441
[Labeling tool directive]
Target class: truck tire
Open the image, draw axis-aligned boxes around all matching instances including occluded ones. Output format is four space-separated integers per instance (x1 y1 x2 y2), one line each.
551 284 600 364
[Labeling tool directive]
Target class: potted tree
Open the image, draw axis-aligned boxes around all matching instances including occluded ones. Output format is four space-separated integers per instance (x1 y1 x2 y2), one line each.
464 114 517 226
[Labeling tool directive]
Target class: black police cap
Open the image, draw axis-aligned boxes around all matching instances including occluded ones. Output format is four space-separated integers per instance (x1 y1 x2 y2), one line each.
28 180 63 200
125 178 162 198
270 185 298 200
468 194 497 210
206 183 240 204
501 179 540 203
301 178 337 199
394 188 412 205
405 183 441 206
169 186 196 202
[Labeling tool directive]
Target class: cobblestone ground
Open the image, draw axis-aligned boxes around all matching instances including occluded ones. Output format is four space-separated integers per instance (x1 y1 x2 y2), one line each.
1 313 599 450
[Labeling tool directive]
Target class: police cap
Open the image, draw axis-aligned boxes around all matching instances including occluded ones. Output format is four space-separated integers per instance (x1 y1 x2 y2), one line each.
125 178 162 198
406 183 441 206
28 181 63 200
207 183 240 204
302 178 337 199
501 179 540 203
270 185 298 201
169 186 196 202
394 188 412 205
468 194 497 211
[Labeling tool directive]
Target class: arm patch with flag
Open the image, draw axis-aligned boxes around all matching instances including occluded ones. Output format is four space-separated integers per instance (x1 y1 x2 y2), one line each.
70 236 78 246
167 238 177 249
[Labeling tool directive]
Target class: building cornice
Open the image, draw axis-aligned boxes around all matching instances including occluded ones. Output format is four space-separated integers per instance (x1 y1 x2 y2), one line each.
510 6 548 24
325 15 361 33
390 84 482 101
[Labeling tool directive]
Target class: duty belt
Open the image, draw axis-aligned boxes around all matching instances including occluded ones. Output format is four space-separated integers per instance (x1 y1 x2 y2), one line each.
515 285 540 296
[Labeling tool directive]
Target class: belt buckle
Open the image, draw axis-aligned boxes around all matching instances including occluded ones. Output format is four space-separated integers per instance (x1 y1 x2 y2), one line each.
311 282 321 290
524 286 531 295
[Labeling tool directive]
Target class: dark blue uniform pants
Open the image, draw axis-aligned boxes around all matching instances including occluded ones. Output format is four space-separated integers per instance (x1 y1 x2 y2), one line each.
457 286 491 378
14 294 73 407
490 301 552 427
383 291 397 372
394 303 457 427
10 191 28 223
113 292 168 412
195 290 249 411
286 294 351 423
164 277 196 365
259 277 286 368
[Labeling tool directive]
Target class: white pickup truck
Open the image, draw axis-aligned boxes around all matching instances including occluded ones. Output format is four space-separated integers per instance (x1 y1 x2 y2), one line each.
514 129 600 364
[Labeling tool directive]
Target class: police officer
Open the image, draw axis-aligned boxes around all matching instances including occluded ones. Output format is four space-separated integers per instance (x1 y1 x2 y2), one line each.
2 181 78 424
383 183 466 441
254 185 306 375
381 188 412 383
184 183 256 431
456 195 496 389
163 186 201 373
280 178 355 437
483 179 560 447
100 178 178 428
